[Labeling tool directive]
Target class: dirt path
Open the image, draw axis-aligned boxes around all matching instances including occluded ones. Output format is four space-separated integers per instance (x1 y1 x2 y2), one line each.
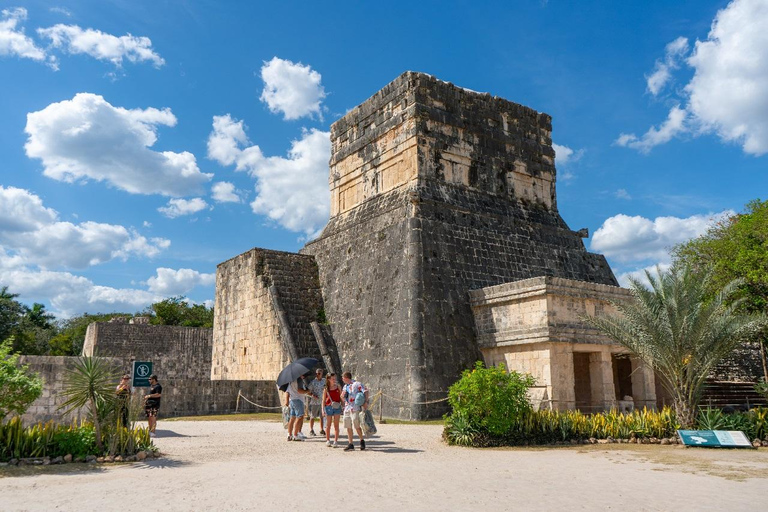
2 420 767 511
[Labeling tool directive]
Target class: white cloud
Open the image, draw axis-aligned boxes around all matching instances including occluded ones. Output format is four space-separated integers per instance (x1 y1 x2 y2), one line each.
620 0 768 155
646 36 689 96
685 0 768 155
158 198 209 218
25 93 211 196
145 267 215 295
615 105 687 153
615 189 632 200
0 185 169 269
211 181 242 203
590 210 733 264
617 262 672 288
0 185 57 232
0 7 53 66
552 143 584 165
49 7 72 17
260 57 326 120
207 115 330 236
38 24 164 67
0 264 161 317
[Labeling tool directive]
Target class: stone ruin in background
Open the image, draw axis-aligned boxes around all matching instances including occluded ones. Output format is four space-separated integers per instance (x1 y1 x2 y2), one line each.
213 72 666 419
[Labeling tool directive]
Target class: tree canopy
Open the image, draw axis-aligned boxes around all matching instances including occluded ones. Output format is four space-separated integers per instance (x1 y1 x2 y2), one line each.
0 290 213 356
673 198 768 379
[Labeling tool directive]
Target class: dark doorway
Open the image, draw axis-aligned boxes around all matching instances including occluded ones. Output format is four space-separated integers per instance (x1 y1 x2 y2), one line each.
612 355 633 400
573 352 592 411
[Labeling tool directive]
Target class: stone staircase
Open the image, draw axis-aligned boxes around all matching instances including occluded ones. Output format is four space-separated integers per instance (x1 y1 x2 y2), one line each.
259 250 326 364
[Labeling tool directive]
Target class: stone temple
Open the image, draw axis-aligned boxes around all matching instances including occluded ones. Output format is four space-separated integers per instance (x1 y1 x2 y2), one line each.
211 71 667 419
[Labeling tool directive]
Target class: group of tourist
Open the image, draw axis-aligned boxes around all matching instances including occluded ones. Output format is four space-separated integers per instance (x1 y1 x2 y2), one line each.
284 368 369 451
115 373 162 437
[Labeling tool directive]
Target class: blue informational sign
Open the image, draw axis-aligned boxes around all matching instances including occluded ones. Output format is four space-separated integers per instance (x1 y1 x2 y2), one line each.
132 361 153 387
677 429 752 448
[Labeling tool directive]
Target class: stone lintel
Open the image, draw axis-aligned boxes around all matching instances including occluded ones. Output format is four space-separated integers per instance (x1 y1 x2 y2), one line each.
471 276 632 349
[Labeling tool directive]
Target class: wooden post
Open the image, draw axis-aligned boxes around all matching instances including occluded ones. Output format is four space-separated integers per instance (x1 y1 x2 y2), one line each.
379 392 383 423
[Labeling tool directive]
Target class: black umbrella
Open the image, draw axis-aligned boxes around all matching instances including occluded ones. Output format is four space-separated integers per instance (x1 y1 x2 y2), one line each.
276 358 319 391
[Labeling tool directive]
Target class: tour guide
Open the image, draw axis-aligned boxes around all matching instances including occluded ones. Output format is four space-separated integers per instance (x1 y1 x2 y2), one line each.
143 374 162 437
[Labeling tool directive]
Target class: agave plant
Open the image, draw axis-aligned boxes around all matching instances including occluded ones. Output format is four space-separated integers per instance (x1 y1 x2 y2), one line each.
58 356 121 452
584 264 767 428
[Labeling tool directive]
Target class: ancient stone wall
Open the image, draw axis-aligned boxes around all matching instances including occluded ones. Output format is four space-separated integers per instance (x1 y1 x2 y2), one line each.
302 72 619 419
212 248 324 381
17 356 121 424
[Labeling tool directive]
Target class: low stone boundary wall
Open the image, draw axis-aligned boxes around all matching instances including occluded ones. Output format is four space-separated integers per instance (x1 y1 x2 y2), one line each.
16 355 280 424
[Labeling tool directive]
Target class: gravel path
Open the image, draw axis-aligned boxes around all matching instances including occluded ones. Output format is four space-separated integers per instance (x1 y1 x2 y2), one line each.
2 419 767 511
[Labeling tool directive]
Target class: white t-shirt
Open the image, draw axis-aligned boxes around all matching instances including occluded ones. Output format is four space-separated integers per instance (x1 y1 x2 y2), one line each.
286 381 304 401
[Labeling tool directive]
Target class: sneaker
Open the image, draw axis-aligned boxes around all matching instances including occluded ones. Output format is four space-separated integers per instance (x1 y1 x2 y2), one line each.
310 430 316 436
343 443 354 451
293 436 304 442
319 430 326 436
360 439 366 451
332 441 338 448
149 432 156 438
326 440 332 447
297 432 307 440
287 435 293 441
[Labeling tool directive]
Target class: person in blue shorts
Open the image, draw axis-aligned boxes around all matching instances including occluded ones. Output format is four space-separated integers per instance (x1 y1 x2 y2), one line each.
285 378 310 441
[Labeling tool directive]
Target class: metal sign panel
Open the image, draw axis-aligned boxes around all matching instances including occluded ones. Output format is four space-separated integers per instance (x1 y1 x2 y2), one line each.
132 361 153 387
677 429 752 448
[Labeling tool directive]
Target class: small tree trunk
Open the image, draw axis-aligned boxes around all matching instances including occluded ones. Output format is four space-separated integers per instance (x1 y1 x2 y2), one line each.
760 337 768 382
673 397 696 429
91 398 103 452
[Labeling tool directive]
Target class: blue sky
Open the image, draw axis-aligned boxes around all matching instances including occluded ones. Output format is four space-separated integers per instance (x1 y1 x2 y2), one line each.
1 0 766 317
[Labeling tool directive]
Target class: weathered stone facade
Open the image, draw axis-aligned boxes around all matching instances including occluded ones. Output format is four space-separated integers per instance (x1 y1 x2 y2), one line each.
471 277 656 412
211 248 324 380
300 72 617 418
211 72 621 419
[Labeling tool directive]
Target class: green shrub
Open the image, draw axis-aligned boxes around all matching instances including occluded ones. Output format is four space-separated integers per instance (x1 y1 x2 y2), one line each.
447 361 534 436
0 416 152 460
0 339 43 420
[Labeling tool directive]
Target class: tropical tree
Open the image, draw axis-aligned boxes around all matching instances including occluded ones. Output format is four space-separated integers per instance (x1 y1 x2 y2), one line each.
584 265 767 427
0 339 43 420
59 356 121 452
673 199 768 379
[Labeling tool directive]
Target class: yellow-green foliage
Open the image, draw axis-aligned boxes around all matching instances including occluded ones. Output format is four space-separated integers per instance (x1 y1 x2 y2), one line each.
0 416 152 460
445 407 681 446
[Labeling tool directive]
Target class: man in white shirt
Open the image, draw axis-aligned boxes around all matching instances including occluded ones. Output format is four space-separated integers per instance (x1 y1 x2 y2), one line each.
341 371 369 451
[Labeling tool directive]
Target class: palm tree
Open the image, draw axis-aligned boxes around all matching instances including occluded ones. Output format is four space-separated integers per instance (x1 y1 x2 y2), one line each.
585 265 766 427
59 356 121 452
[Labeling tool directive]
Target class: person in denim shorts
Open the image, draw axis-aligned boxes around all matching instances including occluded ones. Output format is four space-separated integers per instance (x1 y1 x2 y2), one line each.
322 373 343 447
285 378 310 441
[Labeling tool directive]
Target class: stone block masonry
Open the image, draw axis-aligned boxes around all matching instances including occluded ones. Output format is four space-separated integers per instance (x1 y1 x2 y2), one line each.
212 248 325 381
301 72 618 419
15 321 281 424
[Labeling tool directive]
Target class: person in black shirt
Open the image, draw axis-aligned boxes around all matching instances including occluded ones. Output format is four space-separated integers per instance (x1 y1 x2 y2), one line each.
143 375 162 437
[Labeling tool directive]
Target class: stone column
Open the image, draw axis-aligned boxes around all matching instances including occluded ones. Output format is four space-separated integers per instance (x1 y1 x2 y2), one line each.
589 350 616 412
549 344 575 411
630 357 657 410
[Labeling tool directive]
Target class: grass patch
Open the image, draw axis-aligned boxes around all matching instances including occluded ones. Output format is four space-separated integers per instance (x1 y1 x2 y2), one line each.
165 413 282 422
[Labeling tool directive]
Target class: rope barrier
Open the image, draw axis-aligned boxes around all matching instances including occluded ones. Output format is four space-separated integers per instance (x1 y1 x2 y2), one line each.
377 390 449 405
236 390 284 412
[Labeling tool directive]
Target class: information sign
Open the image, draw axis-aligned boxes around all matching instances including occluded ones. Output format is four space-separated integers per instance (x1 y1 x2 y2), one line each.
677 429 752 448
132 361 153 387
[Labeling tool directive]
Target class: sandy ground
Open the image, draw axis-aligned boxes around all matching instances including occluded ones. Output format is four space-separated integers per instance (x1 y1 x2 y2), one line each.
2 419 768 511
